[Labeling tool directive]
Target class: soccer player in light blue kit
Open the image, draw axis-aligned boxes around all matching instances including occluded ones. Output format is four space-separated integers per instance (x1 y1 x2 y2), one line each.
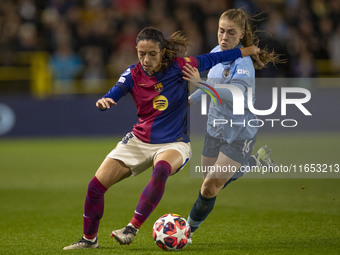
182 9 281 239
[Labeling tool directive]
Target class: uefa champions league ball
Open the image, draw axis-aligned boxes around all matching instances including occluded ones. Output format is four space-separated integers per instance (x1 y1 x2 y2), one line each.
152 213 191 251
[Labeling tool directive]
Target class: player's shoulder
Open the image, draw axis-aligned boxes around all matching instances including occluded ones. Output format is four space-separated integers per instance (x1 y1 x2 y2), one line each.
119 64 138 77
173 56 197 69
210 45 221 53
234 55 253 67
233 55 255 75
117 64 137 84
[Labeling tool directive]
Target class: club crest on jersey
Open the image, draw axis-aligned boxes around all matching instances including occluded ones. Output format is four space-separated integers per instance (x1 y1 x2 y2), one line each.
154 82 163 92
223 68 231 79
153 95 168 111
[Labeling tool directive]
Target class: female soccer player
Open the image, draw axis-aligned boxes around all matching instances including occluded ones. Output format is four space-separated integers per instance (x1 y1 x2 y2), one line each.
182 9 281 239
63 26 261 250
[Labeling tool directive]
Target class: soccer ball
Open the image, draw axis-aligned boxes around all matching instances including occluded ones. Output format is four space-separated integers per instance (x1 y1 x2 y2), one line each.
152 213 191 251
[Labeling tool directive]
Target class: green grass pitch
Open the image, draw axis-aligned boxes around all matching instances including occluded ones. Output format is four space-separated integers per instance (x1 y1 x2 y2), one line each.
1 132 340 254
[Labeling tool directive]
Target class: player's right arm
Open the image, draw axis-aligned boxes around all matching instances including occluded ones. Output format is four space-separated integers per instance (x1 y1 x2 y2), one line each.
96 67 134 110
96 98 117 110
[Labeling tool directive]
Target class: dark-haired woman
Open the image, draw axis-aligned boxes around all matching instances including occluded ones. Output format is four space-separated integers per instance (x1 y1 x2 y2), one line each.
63 26 261 250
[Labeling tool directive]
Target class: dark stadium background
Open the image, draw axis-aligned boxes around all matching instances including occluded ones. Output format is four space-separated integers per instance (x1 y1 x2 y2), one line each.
0 0 339 137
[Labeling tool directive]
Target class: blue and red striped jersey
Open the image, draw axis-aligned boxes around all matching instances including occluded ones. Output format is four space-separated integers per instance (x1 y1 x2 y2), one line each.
103 48 242 144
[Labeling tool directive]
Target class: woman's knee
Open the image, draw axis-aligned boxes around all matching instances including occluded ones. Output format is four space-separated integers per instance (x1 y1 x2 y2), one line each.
200 179 224 198
95 158 131 188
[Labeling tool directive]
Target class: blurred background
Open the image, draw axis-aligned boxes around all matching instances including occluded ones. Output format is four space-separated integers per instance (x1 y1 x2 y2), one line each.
0 0 339 137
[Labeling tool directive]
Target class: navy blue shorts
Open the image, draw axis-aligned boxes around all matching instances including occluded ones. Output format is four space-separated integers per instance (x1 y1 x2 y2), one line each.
202 134 256 165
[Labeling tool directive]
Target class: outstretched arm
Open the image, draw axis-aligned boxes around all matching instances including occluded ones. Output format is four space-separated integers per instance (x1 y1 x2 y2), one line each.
195 45 263 72
96 98 117 110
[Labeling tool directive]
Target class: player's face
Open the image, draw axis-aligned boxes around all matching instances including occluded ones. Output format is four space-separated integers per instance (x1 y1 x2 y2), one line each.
137 40 162 75
218 18 245 51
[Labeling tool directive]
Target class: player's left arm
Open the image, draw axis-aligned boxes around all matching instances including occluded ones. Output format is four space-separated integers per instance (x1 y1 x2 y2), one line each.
195 46 262 72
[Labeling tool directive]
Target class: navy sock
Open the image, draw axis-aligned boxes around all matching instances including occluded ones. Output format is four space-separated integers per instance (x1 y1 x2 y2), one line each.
248 156 257 167
187 191 216 233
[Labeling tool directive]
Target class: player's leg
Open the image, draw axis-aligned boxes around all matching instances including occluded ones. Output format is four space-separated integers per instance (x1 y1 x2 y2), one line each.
112 148 185 245
188 152 241 234
63 158 131 250
130 141 191 228
85 158 131 235
224 144 275 188
201 155 218 179
187 134 220 234
130 149 183 226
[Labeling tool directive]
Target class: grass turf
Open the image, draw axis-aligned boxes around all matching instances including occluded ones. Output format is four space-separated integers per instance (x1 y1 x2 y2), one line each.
0 132 339 254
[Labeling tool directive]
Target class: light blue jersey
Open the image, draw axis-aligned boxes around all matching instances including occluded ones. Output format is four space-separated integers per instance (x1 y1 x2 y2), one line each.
190 45 258 143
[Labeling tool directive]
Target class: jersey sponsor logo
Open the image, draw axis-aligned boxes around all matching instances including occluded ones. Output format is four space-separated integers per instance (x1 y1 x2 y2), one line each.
154 82 163 92
184 57 191 62
223 68 231 79
118 77 126 83
237 68 250 77
153 95 168 111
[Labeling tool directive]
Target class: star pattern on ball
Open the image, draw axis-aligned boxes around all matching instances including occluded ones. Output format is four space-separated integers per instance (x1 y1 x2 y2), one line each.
172 224 188 244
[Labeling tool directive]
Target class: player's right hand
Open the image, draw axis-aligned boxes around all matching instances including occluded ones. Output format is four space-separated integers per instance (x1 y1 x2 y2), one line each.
96 98 117 110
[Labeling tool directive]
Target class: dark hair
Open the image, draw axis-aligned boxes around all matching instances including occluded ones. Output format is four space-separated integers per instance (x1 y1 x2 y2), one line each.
220 9 285 69
136 27 190 71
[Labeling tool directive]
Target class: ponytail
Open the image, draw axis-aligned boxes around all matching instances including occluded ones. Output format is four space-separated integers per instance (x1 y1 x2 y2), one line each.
220 9 285 69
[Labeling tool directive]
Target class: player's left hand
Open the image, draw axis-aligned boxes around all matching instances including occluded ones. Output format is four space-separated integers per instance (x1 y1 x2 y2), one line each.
182 63 202 87
240 45 264 68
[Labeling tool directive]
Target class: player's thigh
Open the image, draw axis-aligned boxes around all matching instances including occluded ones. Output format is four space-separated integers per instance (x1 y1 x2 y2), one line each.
220 137 257 165
95 157 132 189
154 142 191 175
154 149 183 175
201 155 217 179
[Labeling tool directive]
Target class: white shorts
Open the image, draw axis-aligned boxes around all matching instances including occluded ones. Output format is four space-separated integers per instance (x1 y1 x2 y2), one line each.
106 132 191 176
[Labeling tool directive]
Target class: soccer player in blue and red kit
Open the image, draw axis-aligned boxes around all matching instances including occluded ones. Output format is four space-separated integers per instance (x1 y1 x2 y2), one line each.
63 27 262 250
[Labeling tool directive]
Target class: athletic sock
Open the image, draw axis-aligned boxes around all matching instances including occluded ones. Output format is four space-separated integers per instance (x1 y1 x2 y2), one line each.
187 191 216 233
83 176 107 239
130 160 171 228
83 236 97 242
